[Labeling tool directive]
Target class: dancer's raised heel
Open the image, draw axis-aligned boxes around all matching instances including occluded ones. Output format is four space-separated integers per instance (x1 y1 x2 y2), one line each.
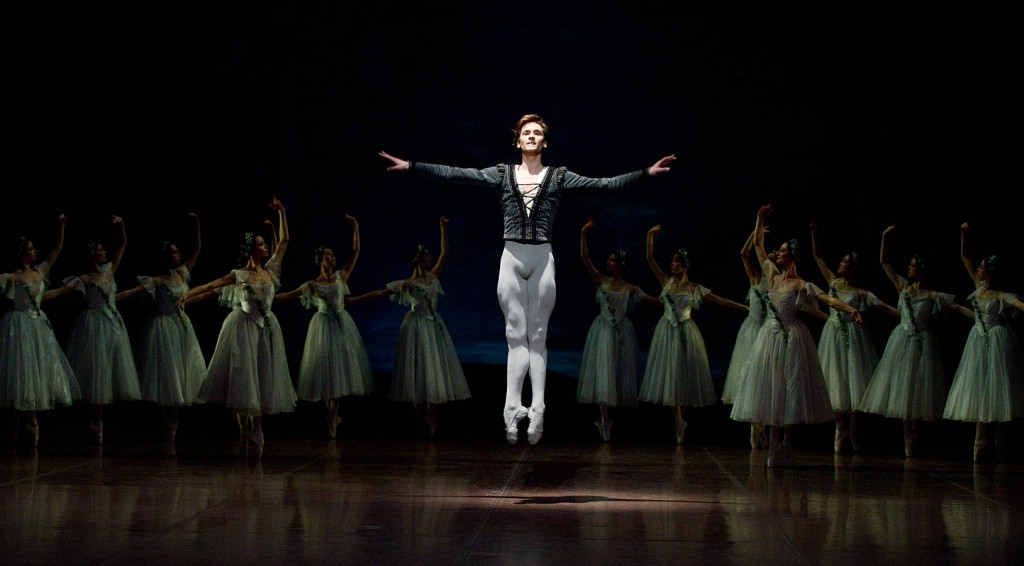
834 429 849 454
248 428 265 459
766 436 780 468
674 419 688 446
326 414 340 440
973 438 988 463
594 419 612 443
526 407 545 445
90 420 104 446
504 406 527 445
26 423 39 447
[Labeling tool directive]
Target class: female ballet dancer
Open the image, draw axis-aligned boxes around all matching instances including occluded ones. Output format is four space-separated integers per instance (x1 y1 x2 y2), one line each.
115 213 205 442
183 197 296 458
808 220 899 453
730 204 864 467
576 218 659 442
273 214 376 439
380 112 676 444
0 213 80 446
640 224 749 445
859 225 970 458
378 215 470 440
942 222 1024 461
721 225 772 449
62 214 140 445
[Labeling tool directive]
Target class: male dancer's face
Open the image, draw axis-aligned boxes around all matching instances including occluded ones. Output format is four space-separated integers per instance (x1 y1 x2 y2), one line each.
516 122 546 154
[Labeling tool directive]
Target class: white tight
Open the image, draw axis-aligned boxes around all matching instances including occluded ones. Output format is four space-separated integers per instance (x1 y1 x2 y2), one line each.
497 241 556 414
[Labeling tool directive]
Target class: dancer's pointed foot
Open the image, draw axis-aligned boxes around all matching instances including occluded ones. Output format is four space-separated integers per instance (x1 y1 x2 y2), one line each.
674 419 688 445
248 429 265 459
834 429 849 454
90 421 103 446
766 441 779 468
973 438 989 463
750 424 766 450
526 407 545 445
594 419 612 443
326 414 340 440
425 414 438 440
904 431 918 459
26 424 39 447
504 406 527 445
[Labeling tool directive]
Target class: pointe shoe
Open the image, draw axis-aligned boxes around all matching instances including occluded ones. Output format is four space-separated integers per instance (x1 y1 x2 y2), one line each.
594 419 612 443
425 415 438 440
750 425 765 450
326 414 340 439
166 423 178 443
849 429 862 452
504 406 527 445
526 407 545 445
903 432 918 459
238 422 249 455
26 424 39 447
90 421 104 446
766 441 780 468
973 439 988 463
674 420 688 445
248 429 265 459
834 430 849 454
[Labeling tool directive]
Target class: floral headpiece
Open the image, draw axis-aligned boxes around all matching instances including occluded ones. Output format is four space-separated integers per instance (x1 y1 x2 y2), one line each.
611 249 628 268
675 248 691 269
406 243 427 265
984 254 998 276
236 232 256 267
787 238 801 263
847 250 861 272
912 253 927 273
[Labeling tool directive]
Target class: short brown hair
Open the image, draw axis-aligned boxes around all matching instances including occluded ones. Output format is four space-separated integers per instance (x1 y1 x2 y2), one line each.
512 113 549 146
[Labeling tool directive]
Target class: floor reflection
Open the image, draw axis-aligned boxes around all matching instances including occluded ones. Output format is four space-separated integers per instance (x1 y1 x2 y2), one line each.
1 439 1022 564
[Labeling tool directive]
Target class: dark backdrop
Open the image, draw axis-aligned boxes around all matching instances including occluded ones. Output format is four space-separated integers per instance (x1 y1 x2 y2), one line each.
6 5 1020 389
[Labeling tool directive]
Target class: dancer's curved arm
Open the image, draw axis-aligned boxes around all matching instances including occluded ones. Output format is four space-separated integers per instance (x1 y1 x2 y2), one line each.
44 213 67 268
645 225 669 287
268 196 289 264
184 212 201 272
809 219 836 286
740 224 761 287
340 214 360 282
430 215 450 277
753 204 772 266
346 288 396 306
109 215 127 273
813 288 864 325
879 225 902 290
960 222 979 287
580 219 603 287
703 291 750 312
273 282 311 303
183 272 237 304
